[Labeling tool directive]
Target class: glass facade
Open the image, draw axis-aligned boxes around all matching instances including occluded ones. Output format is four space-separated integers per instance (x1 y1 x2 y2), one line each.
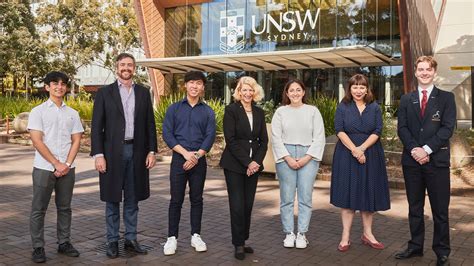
164 0 403 108
165 0 400 57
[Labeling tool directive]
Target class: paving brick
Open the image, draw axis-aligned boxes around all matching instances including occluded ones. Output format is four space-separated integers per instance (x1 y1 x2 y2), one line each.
1 143 473 265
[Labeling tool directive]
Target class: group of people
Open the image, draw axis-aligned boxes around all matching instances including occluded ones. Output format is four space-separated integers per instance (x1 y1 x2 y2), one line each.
27 54 456 266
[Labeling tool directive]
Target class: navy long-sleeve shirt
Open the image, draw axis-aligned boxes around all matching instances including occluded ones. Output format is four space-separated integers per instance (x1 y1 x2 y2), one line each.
162 98 216 152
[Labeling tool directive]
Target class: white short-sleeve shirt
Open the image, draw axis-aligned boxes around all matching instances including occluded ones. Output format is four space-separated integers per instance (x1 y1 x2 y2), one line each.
27 99 84 171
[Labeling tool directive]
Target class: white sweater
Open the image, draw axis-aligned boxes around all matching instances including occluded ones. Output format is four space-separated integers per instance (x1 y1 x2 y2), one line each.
271 104 326 162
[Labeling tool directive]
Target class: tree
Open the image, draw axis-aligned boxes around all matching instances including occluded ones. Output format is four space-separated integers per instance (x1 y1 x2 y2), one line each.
36 0 148 90
96 0 148 85
99 0 142 69
0 1 49 94
36 0 108 92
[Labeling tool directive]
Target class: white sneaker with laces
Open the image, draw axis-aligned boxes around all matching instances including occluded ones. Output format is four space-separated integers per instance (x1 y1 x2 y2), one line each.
191 233 207 252
163 236 177 255
295 232 309 249
283 232 296 248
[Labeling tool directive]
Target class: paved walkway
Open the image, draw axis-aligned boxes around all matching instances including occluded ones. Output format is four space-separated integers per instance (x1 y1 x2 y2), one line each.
1 143 473 265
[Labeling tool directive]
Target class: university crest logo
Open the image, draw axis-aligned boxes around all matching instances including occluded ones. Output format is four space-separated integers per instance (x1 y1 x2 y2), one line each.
219 9 245 53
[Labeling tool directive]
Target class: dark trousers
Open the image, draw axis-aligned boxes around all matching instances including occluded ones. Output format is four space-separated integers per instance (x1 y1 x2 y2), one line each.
168 152 207 238
30 167 75 248
105 143 139 242
403 164 451 257
224 169 258 246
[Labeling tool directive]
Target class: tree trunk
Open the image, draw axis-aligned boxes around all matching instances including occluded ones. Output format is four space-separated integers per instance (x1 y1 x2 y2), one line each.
0 77 4 95
70 79 76 98
13 76 17 96
25 74 29 100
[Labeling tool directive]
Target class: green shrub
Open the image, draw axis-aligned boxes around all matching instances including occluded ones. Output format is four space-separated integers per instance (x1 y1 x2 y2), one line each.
206 98 225 134
65 92 94 120
154 93 185 133
380 104 400 151
380 104 397 139
307 95 338 136
0 93 94 121
257 99 277 124
0 96 43 119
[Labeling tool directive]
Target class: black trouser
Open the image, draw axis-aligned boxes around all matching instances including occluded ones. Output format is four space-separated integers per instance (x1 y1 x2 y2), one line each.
168 152 207 238
403 164 451 257
224 169 258 246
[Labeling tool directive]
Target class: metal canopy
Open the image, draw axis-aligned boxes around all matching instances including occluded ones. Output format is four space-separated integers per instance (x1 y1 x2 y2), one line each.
136 45 395 74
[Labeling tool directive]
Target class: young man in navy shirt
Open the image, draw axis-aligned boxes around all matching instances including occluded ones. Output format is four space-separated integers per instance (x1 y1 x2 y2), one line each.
162 71 216 255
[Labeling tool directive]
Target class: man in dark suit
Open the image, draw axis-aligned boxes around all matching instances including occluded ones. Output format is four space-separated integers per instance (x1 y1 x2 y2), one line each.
91 53 157 258
396 56 456 266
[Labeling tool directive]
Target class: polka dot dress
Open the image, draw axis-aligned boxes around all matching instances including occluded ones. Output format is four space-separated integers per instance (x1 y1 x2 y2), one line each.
330 101 390 212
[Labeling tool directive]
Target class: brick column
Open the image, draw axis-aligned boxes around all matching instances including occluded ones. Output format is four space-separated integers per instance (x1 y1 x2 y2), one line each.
134 0 166 105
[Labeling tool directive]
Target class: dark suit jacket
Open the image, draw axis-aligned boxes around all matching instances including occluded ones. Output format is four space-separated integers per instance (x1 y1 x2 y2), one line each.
90 81 157 202
397 86 456 167
220 101 268 174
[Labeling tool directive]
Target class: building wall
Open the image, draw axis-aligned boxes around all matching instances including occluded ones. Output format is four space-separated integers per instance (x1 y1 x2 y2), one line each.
135 0 472 123
433 0 473 121
134 0 168 104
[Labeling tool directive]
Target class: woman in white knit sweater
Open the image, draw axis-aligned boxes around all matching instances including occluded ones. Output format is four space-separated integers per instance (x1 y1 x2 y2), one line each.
271 79 326 249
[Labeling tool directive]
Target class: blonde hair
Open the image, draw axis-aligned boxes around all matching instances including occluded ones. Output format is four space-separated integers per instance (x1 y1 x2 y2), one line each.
415 55 438 71
232 76 264 102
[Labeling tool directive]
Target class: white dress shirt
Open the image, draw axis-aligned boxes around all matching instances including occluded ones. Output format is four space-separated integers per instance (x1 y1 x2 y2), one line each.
418 84 434 107
418 84 435 154
27 99 84 171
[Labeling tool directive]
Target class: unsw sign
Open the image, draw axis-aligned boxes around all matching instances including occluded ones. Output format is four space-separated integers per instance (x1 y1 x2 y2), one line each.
219 8 320 54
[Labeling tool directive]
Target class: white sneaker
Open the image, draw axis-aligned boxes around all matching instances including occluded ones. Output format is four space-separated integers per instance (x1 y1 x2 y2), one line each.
191 233 207 252
163 236 177 255
283 232 296 248
295 232 309 249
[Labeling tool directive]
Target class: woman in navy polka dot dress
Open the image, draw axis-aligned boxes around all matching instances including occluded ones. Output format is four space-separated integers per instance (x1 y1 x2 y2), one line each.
330 74 390 252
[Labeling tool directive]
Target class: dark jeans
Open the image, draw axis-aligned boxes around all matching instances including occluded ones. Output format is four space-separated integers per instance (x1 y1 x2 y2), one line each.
224 169 258 246
30 167 75 248
403 164 451 257
106 143 138 242
168 152 207 238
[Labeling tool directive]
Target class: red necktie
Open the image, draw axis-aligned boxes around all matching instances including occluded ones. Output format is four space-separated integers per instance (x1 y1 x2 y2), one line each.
421 90 428 117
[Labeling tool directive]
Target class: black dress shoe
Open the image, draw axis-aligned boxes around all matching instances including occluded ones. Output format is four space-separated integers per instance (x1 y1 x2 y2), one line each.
32 247 46 263
124 239 148 255
244 246 254 253
234 246 245 260
58 242 80 257
437 256 449 266
106 241 119 258
394 248 423 259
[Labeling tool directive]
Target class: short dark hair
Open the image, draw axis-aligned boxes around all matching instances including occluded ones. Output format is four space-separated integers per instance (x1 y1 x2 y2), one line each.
184 71 206 84
281 79 308 105
342 74 374 104
116 53 136 65
43 71 69 85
